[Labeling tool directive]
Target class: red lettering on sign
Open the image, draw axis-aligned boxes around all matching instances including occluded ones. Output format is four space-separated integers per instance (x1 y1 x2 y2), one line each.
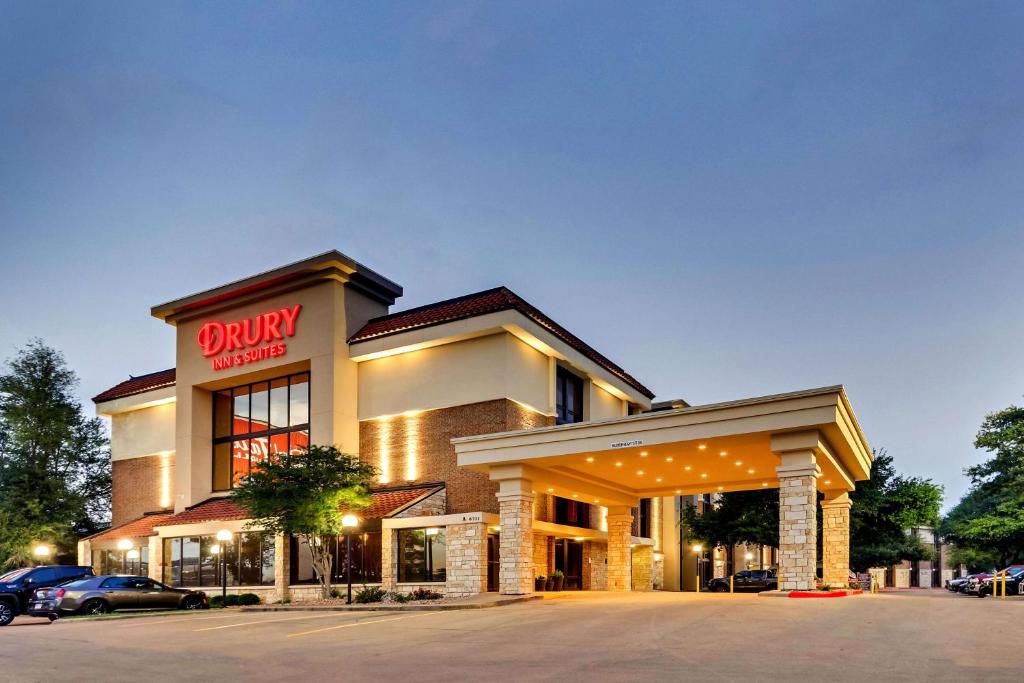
197 305 301 371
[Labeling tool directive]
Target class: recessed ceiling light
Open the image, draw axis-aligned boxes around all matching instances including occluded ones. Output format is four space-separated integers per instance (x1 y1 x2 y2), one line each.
585 456 594 462
640 451 648 457
547 487 554 493
675 489 682 494
700 473 708 478
615 462 623 467
684 465 692 471
698 444 707 450
824 480 832 485
717 486 724 491
655 477 663 483
636 470 644 476
594 498 600 503
761 482 768 487
719 451 727 457
747 469 755 474
665 457 673 462
735 461 742 466
572 493 579 498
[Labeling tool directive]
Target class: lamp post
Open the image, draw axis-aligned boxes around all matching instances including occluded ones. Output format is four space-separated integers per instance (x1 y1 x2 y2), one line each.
216 529 232 602
692 544 704 592
117 539 133 573
341 514 359 604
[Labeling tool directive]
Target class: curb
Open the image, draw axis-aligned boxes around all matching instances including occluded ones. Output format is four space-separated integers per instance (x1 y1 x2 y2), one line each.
758 589 863 599
240 595 543 612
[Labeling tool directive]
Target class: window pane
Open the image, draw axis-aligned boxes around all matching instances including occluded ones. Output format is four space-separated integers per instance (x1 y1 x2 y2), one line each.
200 536 219 587
398 529 426 583
427 529 446 582
181 537 200 587
289 430 309 456
239 532 262 585
261 535 275 585
289 374 309 426
214 391 233 438
269 378 288 429
233 387 250 435
250 382 269 433
213 443 232 491
232 440 251 486
250 435 269 470
291 537 317 584
164 539 180 585
268 433 288 462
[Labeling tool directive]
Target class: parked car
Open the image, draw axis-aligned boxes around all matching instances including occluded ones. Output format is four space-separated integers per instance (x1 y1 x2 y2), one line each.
27 575 208 618
707 569 777 593
0 565 94 626
946 575 972 592
977 567 1024 598
962 573 993 595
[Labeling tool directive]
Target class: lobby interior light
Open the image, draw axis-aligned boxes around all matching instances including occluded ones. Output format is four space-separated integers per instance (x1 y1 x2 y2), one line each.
425 527 440 536
127 549 140 560
216 529 233 542
117 539 133 551
745 552 754 561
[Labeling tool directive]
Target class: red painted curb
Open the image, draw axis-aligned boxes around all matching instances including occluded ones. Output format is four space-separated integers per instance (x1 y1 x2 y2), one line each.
788 589 863 598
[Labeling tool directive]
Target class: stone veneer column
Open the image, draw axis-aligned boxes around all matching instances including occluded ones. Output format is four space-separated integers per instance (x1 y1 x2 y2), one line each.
821 491 852 588
274 533 290 602
147 536 163 582
496 479 534 595
776 452 819 592
631 545 654 591
78 540 92 569
606 506 633 591
446 522 488 597
381 527 398 591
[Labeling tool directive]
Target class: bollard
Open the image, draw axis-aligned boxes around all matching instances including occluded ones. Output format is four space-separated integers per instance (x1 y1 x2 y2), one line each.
730 575 734 594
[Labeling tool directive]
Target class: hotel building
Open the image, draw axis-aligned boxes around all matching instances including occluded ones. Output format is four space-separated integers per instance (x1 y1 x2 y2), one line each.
80 250 871 599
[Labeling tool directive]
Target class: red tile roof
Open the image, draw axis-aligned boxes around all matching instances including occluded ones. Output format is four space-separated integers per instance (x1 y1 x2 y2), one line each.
92 368 176 404
87 511 176 542
349 287 654 399
155 486 444 528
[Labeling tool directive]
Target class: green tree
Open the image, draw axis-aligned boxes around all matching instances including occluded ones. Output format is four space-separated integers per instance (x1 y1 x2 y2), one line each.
680 489 778 571
231 445 376 599
849 450 942 571
0 340 111 568
940 404 1024 567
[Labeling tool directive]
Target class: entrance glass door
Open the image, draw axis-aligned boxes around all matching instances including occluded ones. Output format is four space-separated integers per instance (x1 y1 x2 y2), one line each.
554 539 584 590
486 534 500 592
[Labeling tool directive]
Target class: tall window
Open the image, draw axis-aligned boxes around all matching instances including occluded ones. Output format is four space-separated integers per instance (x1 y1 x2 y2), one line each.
162 532 274 587
92 547 149 576
213 372 310 490
397 528 446 583
638 498 652 538
554 496 591 529
555 367 584 425
290 530 383 585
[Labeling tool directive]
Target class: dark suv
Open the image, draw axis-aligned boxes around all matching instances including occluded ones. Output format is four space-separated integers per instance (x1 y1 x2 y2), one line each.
707 569 778 593
0 565 94 626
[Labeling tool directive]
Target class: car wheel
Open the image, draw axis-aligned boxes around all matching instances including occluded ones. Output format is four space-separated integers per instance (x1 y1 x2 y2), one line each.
47 614 58 623
977 591 986 598
713 585 727 593
0 601 14 626
79 599 111 615
181 597 203 610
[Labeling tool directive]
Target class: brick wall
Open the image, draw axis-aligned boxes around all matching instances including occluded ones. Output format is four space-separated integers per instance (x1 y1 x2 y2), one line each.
360 399 553 515
112 454 173 526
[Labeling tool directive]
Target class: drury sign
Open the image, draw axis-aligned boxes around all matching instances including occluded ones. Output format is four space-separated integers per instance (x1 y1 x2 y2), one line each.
196 304 302 371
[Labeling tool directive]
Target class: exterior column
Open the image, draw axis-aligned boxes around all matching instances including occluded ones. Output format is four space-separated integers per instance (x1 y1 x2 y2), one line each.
147 536 163 582
496 478 534 595
607 505 633 591
631 544 654 591
274 533 290 603
775 450 819 592
446 522 488 597
821 491 852 589
381 526 398 591
78 539 92 568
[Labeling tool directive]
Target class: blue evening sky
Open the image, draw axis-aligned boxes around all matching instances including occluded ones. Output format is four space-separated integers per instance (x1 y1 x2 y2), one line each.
2 1 1022 508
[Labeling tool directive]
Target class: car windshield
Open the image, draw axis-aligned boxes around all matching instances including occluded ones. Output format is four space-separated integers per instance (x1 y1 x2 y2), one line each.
0 568 32 582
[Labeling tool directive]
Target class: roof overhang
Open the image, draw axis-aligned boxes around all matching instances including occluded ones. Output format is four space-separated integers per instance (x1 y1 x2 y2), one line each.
151 250 403 325
453 386 871 506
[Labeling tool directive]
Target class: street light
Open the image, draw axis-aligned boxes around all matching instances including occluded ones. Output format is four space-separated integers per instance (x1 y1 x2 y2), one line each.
32 545 50 563
341 514 359 604
692 544 704 593
216 529 232 602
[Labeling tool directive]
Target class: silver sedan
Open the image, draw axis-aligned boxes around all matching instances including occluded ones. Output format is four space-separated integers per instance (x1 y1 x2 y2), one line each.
28 576 208 618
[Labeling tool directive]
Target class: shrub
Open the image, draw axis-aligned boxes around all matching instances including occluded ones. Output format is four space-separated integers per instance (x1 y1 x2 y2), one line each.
382 591 411 603
330 588 343 599
237 593 262 606
552 569 564 578
354 585 386 604
410 587 443 601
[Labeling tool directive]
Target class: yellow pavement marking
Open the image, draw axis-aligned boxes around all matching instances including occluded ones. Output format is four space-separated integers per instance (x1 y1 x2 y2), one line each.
109 612 247 627
286 611 441 638
194 612 359 632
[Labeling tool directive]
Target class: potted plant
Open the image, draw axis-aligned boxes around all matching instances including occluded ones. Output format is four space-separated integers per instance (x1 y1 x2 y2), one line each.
535 575 546 592
552 569 565 591
545 575 555 591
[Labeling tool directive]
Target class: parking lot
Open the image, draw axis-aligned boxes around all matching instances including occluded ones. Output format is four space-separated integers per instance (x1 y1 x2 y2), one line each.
1 590 1021 682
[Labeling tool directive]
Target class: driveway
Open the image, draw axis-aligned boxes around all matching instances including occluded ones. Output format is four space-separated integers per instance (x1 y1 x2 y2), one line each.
1 590 1020 682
